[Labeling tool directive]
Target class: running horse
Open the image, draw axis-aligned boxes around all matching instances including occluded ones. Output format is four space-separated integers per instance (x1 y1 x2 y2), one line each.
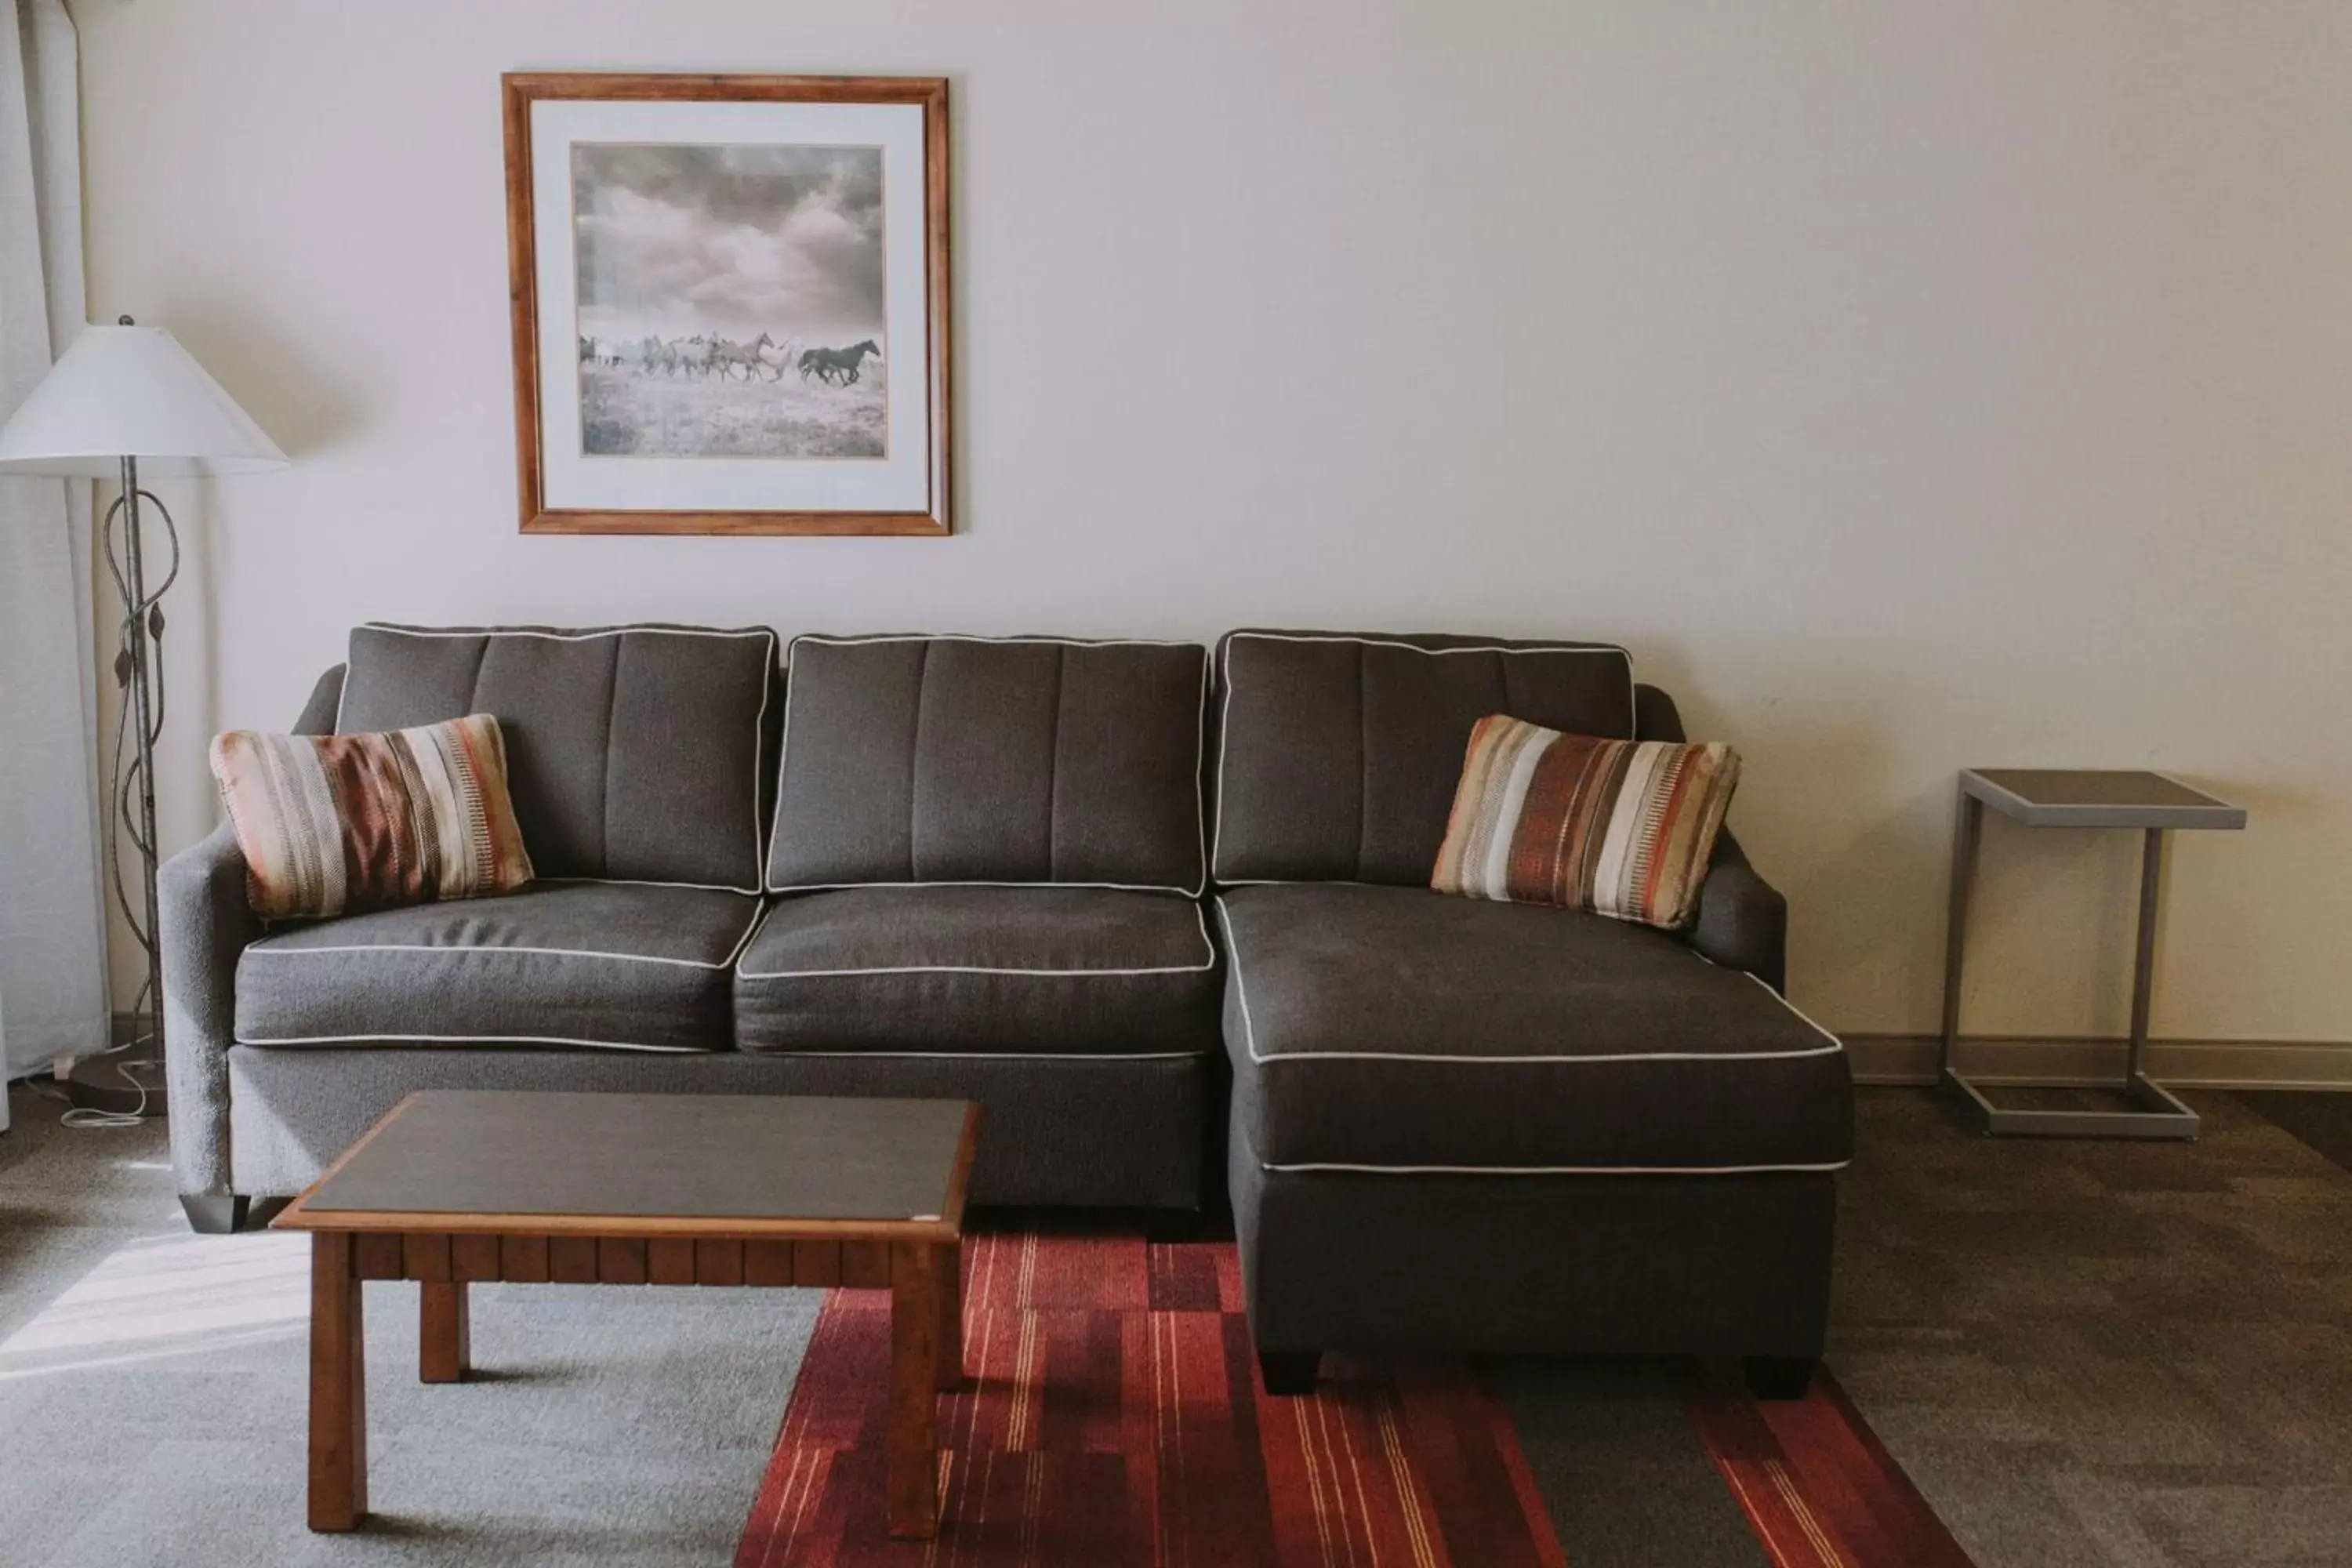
710 332 772 382
797 339 883 387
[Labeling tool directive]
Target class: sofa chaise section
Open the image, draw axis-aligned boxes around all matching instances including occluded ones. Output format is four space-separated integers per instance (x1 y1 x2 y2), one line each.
1209 630 1852 1396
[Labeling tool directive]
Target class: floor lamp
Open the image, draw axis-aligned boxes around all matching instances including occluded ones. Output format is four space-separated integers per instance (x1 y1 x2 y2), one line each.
0 318 287 1118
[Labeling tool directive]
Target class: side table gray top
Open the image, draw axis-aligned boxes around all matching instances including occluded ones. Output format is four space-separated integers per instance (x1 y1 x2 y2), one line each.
1961 769 2246 830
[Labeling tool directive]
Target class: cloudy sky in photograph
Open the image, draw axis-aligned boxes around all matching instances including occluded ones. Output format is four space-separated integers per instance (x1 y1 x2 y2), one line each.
572 143 885 341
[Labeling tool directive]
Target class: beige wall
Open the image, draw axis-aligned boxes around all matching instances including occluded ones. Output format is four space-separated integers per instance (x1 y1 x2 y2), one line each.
71 1 2352 1042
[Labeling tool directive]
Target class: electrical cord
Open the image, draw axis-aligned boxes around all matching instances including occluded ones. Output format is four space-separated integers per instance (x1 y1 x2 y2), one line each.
57 1007 158 1130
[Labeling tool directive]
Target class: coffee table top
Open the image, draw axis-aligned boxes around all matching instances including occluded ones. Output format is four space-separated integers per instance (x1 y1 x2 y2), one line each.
273 1091 980 1243
1960 768 2246 829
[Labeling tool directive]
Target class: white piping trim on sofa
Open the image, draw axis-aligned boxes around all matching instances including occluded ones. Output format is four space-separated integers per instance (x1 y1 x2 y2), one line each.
744 632 778 887
788 633 1200 648
1690 949 1848 1053
232 1031 710 1053
1255 1158 1853 1175
350 624 777 644
535 874 766 896
753 632 811 889
739 902 1216 981
336 621 775 727
339 623 779 893
764 632 1212 897
1214 896 1842 1065
744 1049 1206 1061
1208 632 1638 884
765 877 1201 895
243 901 767 972
1744 973 1842 1050
1189 652 1210 894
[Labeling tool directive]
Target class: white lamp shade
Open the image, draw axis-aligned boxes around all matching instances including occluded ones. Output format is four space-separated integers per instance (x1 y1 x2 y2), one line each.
0 323 288 477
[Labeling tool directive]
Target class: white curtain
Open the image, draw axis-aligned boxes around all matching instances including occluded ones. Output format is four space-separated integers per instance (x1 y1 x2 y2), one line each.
0 0 104 1123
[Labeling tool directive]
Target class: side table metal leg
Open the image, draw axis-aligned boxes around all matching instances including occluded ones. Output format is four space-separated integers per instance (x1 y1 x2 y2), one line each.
2120 826 2201 1136
2127 826 2164 1086
1940 792 1985 1110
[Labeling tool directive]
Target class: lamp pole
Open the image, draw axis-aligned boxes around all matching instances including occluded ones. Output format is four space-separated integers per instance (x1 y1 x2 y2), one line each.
73 314 182 1116
115 446 167 1062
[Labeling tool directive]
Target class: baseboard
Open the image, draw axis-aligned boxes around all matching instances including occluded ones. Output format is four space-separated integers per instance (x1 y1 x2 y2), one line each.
1844 1034 2352 1091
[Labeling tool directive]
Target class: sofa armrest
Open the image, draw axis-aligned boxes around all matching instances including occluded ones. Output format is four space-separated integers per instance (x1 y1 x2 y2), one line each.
162 820 260 1196
1690 829 1788 993
294 663 346 735
1632 683 1789 990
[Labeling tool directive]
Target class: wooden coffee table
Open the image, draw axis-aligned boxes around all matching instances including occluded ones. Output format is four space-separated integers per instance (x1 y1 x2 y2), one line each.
271 1090 979 1540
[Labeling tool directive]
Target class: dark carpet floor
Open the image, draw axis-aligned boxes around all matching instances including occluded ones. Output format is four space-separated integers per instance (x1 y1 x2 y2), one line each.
1819 1087 2352 1567
5 1082 2351 1566
2236 1088 2352 1175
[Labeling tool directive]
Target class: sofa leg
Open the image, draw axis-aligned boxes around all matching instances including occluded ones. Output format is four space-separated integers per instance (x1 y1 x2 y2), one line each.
1744 1355 1818 1401
1258 1350 1321 1396
180 1193 251 1235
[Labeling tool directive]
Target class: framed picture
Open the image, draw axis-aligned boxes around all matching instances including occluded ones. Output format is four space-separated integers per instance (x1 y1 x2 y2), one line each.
502 73 951 535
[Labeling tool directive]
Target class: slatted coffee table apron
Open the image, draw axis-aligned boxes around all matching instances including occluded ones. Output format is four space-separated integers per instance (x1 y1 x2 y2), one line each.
271 1090 980 1540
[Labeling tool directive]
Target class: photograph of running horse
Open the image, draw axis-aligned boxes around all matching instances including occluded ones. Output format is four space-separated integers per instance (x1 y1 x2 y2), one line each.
572 143 891 460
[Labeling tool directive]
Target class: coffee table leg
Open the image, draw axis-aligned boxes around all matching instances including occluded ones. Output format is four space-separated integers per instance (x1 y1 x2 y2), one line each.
420 1281 470 1384
887 1241 942 1539
935 1240 964 1392
308 1232 368 1531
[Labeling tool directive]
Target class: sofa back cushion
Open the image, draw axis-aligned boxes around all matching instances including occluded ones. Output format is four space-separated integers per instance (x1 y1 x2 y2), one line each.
336 623 777 890
767 634 1208 893
1211 630 1636 885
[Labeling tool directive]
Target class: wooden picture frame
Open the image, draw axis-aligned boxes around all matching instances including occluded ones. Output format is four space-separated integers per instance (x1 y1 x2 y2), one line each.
502 73 951 535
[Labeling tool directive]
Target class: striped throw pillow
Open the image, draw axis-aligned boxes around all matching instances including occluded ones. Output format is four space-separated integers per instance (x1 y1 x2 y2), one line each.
208 715 535 920
1431 715 1739 931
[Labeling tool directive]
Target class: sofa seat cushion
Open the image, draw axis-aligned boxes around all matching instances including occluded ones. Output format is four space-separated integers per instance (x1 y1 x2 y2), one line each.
734 886 1219 1057
234 884 761 1052
1218 884 1850 1172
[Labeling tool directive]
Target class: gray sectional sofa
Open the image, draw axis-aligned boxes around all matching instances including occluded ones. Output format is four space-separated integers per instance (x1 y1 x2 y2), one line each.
162 622 1850 1396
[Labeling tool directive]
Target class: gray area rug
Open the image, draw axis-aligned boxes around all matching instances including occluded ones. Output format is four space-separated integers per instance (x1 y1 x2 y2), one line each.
0 1086 820 1567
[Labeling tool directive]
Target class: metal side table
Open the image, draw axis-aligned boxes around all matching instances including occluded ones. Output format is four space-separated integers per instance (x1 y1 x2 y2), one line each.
1940 768 2245 1138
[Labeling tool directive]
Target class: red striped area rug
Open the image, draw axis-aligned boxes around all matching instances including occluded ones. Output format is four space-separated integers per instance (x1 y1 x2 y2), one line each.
735 1232 1970 1567
1685 1371 1974 1568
